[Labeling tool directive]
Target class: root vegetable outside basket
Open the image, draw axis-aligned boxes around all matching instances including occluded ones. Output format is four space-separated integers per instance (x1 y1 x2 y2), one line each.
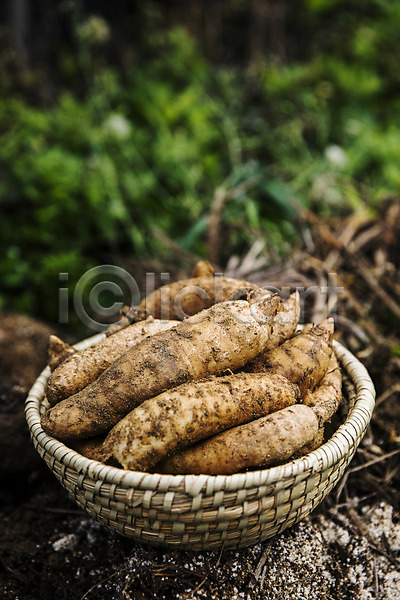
100 372 300 471
157 404 320 475
41 293 282 441
46 317 179 405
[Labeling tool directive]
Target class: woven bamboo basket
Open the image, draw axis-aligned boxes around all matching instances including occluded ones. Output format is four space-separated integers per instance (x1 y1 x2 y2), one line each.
25 334 375 551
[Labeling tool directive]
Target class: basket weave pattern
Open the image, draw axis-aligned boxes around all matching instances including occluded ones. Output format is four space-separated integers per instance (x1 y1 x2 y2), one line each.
25 337 375 550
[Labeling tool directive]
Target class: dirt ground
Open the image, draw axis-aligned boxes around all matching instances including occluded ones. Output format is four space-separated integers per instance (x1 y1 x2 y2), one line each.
1 203 400 600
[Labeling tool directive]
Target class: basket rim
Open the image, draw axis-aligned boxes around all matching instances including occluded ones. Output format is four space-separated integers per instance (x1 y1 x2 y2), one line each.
25 334 375 496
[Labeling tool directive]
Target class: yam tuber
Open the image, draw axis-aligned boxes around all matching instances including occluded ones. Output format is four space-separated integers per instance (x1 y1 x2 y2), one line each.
302 353 342 425
264 291 300 351
139 266 260 319
191 260 215 278
41 293 282 440
48 335 76 372
248 318 334 394
46 317 179 405
100 372 300 471
105 305 149 336
69 435 106 462
292 426 325 459
158 404 319 475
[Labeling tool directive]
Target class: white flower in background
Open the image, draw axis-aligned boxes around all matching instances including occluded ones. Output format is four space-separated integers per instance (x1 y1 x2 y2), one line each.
324 144 348 169
78 15 110 45
103 114 131 139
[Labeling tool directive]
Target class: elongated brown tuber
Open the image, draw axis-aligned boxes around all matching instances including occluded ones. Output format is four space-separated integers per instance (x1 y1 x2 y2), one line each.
101 372 300 471
248 318 334 394
139 275 260 320
48 335 76 372
46 317 179 405
158 404 319 475
302 353 342 425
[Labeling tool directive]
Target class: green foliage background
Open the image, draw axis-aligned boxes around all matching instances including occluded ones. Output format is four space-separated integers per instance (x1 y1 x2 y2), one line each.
1 0 400 331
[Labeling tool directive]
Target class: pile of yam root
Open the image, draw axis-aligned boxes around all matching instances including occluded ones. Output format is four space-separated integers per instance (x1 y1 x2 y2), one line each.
41 261 343 475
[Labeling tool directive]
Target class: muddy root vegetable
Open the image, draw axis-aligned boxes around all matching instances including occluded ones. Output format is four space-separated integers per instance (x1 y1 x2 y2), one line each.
48 335 76 372
69 435 106 461
101 372 300 471
234 290 299 347
264 290 300 351
158 404 319 475
139 274 260 320
106 305 149 336
293 426 325 459
303 353 342 425
248 318 334 394
46 317 180 405
191 260 215 278
292 323 314 336
41 294 282 441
